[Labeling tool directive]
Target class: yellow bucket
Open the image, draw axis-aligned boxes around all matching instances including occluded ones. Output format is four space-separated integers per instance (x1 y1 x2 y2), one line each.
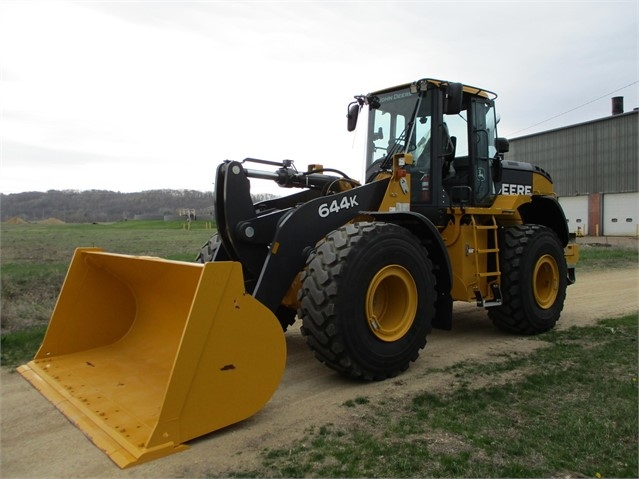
18 248 286 468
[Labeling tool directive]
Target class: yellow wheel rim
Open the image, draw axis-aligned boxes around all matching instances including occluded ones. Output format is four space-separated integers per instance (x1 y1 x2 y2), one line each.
533 254 559 309
365 265 418 342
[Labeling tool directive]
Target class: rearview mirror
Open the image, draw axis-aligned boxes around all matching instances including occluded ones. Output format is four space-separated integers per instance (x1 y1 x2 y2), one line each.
347 102 360 132
445 82 463 115
495 137 509 154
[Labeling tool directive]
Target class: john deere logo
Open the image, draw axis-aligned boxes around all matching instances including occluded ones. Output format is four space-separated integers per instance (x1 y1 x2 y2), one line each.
501 183 532 195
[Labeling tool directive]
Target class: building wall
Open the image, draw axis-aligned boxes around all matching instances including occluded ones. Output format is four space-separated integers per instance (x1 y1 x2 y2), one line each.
505 109 638 236
506 110 638 197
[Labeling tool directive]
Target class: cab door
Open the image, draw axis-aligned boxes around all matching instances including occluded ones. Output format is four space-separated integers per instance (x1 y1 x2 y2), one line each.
469 98 498 206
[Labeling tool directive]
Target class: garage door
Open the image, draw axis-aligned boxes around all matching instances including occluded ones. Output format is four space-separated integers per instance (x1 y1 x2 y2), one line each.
559 196 588 236
603 192 639 236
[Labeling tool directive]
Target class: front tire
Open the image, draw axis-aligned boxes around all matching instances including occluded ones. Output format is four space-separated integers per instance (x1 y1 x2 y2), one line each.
299 222 437 380
488 225 567 334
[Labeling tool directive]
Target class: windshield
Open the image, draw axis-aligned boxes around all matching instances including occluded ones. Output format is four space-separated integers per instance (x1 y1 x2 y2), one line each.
365 88 432 170
361 84 500 207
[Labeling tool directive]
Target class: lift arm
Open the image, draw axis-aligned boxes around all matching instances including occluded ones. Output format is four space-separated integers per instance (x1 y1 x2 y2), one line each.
214 160 390 313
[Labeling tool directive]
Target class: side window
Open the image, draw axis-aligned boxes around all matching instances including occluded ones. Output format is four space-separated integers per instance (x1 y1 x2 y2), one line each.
486 106 497 158
372 111 391 161
443 111 468 157
473 100 497 160
412 116 431 168
472 99 497 204
395 115 406 149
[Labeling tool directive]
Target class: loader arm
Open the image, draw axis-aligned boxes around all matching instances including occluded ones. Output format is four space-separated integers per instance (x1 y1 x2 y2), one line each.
214 160 389 313
215 161 325 281
252 179 389 312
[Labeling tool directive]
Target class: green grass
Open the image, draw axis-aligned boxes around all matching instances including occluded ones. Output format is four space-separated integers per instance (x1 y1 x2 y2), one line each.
0 220 215 342
343 396 370 407
0 220 215 264
230 314 638 478
578 243 638 270
0 325 47 368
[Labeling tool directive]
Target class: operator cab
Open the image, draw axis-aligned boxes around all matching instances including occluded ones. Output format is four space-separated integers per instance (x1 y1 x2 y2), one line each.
348 79 508 220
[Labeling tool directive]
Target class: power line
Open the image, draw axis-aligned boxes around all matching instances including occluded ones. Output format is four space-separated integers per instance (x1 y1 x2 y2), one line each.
506 80 639 137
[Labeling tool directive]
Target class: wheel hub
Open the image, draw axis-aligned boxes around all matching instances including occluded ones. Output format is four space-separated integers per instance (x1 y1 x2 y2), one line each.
365 265 418 342
533 254 560 309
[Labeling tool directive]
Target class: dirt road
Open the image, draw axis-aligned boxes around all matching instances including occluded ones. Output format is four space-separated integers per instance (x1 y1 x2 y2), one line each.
2 268 637 478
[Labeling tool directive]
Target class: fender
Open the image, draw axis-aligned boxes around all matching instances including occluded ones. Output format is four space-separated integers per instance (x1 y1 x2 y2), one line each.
518 195 570 246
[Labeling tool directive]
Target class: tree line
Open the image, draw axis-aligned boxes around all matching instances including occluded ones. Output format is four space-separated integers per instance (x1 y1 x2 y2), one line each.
1 189 277 223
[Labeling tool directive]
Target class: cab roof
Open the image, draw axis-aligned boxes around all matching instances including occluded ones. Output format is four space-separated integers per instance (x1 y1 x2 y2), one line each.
371 78 497 100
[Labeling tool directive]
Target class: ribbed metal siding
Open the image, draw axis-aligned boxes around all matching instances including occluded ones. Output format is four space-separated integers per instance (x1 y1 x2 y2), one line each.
506 110 638 197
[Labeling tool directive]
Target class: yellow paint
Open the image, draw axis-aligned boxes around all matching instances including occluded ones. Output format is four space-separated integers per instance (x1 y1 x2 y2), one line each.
378 153 413 212
532 254 560 309
18 248 286 468
281 272 303 310
365 265 418 342
532 171 555 196
564 242 580 265
441 215 503 304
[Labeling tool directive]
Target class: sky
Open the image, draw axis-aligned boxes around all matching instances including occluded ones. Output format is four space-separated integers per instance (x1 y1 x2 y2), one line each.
1 0 637 195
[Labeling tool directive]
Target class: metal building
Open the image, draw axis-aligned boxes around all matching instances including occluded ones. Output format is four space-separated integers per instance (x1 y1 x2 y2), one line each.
505 101 638 236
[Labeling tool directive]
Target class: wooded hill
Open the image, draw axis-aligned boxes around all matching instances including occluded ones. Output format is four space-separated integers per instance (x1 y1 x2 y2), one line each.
1 190 277 223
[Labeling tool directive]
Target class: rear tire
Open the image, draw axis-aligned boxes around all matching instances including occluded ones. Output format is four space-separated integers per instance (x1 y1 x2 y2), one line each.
299 222 437 380
195 234 222 263
488 225 567 334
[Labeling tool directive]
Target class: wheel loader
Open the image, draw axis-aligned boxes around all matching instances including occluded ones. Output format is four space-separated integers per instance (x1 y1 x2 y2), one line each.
18 78 579 468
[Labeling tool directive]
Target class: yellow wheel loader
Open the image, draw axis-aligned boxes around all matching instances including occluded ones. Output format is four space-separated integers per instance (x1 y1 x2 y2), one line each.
18 78 579 468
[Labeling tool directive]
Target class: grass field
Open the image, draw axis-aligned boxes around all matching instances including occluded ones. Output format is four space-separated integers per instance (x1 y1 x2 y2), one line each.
230 314 637 478
578 242 639 270
0 220 214 336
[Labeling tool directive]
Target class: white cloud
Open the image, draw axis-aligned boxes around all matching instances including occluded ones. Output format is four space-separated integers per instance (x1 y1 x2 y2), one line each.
1 1 637 194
